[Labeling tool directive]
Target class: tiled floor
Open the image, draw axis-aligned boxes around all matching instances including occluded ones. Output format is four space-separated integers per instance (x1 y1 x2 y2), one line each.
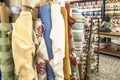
91 54 120 80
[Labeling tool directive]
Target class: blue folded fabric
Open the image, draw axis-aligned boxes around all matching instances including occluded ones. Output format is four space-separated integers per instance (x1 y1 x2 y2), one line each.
38 5 55 80
0 70 1 80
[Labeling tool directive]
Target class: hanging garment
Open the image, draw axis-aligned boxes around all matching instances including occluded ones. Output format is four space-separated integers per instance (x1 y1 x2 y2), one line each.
0 23 14 80
61 7 71 80
12 11 36 80
38 5 55 80
65 3 80 80
50 4 65 80
33 19 49 80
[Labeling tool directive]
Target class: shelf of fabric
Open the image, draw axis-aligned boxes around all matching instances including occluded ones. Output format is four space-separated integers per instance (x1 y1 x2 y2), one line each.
79 8 101 12
95 32 120 38
70 0 101 3
99 32 120 37
100 49 120 57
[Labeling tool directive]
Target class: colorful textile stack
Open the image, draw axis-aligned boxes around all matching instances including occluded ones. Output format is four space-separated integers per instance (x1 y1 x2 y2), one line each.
0 23 14 80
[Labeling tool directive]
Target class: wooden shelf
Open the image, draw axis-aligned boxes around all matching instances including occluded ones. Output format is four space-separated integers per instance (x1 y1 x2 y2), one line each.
100 49 120 57
99 32 120 37
95 32 120 38
70 0 101 3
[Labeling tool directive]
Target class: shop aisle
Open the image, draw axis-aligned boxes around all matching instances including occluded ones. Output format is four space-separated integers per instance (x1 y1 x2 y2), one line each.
91 54 120 80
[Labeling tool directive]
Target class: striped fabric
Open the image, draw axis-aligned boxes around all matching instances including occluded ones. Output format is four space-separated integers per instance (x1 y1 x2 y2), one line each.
0 23 14 80
72 8 85 79
72 20 85 54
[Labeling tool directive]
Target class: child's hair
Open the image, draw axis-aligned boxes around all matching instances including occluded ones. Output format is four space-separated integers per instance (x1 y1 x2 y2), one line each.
104 15 111 22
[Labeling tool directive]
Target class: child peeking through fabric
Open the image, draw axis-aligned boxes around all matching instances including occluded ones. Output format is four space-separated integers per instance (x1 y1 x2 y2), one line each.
100 15 111 32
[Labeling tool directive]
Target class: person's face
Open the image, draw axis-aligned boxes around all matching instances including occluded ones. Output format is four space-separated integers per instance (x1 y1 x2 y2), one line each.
95 21 98 26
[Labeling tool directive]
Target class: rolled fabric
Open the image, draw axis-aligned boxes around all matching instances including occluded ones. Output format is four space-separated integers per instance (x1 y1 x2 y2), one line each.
72 8 85 79
0 23 14 80
0 5 7 23
33 19 49 80
11 6 21 14
11 6 20 23
61 7 71 80
50 4 65 80
22 0 40 8
38 5 55 80
9 0 20 8
65 3 80 80
12 11 36 80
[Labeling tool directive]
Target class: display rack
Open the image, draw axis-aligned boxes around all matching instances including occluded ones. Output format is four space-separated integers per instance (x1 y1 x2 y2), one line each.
91 17 100 73
81 17 100 80
98 32 120 57
70 1 102 80
99 0 120 57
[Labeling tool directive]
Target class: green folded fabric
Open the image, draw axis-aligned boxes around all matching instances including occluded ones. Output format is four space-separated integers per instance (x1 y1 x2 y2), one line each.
0 23 14 80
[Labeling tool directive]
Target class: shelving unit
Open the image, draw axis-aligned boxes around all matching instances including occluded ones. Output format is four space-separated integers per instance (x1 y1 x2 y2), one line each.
97 0 120 57
98 32 120 57
70 0 103 18
100 49 120 57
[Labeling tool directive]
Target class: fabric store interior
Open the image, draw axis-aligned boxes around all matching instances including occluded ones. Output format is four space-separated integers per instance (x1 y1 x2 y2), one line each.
0 0 120 80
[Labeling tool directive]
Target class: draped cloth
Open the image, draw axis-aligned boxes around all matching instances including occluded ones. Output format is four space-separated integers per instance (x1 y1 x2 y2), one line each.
49 4 65 80
65 3 80 80
38 5 55 80
12 11 36 80
0 23 14 80
61 7 71 80
33 19 49 80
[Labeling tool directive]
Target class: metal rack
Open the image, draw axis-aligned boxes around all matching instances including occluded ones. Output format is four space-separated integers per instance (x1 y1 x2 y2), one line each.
84 17 100 80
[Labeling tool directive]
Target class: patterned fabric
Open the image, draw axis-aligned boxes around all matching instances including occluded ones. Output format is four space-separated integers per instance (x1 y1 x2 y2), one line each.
12 11 37 80
72 8 85 79
65 3 80 80
49 4 65 80
38 5 55 80
33 19 49 80
61 7 71 80
0 23 14 80
72 20 85 51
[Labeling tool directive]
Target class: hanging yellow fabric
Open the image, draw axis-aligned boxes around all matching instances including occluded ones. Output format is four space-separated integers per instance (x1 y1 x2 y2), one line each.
12 11 36 80
61 7 71 80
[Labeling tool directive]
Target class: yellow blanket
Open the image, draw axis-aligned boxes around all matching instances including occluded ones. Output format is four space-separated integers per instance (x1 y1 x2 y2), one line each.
12 11 36 80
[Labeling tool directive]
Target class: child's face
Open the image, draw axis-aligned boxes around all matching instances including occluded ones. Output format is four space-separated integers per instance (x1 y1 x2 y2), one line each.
95 21 98 26
118 19 120 24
